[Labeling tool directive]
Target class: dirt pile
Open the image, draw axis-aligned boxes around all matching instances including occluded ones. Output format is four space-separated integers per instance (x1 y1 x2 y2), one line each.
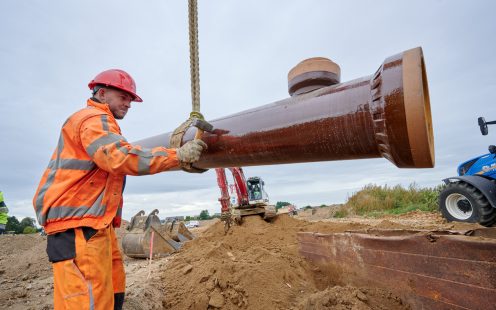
296 205 343 221
0 234 52 310
160 215 409 309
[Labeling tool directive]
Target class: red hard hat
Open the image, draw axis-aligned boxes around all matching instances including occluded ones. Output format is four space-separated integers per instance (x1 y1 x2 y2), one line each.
88 69 143 102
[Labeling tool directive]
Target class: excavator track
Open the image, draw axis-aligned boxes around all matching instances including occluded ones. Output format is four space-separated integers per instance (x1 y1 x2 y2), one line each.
263 205 277 220
231 205 277 222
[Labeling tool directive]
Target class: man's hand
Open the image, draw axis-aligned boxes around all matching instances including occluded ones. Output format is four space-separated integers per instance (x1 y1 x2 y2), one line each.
176 139 208 164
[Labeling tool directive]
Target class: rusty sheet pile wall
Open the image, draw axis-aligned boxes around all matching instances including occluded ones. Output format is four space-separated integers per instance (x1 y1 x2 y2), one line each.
298 229 496 309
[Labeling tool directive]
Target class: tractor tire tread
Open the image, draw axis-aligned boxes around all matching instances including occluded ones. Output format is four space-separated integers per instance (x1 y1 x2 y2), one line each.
480 214 496 226
465 183 496 227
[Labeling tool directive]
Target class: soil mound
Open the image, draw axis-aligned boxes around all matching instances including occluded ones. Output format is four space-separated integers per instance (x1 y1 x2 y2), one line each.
161 215 408 309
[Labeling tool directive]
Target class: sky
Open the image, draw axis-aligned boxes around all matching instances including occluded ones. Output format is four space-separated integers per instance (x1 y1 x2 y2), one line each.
1 0 495 222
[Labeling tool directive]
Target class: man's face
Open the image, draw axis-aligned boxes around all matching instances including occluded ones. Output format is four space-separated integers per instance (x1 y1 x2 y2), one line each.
100 88 133 119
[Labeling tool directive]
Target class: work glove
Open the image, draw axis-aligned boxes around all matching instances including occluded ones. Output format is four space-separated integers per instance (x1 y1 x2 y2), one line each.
176 139 208 164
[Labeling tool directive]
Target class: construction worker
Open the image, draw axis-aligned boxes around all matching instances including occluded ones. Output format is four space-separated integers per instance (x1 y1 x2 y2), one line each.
0 191 8 234
252 184 262 200
32 69 207 310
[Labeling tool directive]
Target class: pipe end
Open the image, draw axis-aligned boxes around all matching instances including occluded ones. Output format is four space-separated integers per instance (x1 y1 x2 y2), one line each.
377 47 435 168
401 47 435 168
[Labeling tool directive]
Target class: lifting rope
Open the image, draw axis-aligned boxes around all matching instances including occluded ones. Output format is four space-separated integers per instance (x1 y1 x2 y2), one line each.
188 0 202 120
169 0 207 173
171 0 202 149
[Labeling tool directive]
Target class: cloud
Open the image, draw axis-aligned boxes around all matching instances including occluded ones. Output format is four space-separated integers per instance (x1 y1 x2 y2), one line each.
122 188 220 220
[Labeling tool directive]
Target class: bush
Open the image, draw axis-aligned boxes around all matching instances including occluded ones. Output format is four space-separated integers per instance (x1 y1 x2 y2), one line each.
333 209 348 218
344 183 441 217
23 226 37 234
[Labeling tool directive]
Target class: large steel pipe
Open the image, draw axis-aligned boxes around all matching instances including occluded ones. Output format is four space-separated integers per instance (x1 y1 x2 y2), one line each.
137 47 434 169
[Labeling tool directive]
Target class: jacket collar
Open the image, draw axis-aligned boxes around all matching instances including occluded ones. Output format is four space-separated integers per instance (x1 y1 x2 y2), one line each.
86 98 121 133
87 98 113 116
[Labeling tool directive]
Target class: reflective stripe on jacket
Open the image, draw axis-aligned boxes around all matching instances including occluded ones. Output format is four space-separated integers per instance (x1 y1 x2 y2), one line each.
33 99 179 234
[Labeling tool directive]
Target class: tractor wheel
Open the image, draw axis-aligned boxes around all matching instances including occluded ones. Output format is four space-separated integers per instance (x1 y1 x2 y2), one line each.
439 182 496 226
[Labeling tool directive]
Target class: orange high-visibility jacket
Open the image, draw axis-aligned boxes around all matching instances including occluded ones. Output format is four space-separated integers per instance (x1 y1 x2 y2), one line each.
33 99 179 234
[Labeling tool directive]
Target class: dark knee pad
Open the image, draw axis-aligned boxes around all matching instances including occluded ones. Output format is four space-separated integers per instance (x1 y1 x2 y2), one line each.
114 292 125 310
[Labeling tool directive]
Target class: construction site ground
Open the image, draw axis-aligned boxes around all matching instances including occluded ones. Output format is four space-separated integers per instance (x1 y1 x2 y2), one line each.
0 208 485 310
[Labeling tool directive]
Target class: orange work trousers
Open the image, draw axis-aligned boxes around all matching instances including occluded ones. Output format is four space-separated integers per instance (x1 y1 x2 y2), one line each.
52 225 125 309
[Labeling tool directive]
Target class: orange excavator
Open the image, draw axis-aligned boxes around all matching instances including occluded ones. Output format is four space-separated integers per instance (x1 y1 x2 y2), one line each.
216 168 277 226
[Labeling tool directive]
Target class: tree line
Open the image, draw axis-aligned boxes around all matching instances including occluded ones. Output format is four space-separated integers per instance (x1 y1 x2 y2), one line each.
5 216 39 234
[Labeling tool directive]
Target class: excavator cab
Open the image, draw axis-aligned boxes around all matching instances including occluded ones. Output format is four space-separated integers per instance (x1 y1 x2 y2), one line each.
247 177 269 205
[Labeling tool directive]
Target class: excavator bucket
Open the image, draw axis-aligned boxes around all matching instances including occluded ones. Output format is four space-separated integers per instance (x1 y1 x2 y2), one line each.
122 209 195 259
162 221 195 242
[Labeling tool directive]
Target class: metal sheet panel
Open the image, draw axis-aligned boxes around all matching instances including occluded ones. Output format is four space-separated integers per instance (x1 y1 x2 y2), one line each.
297 229 496 310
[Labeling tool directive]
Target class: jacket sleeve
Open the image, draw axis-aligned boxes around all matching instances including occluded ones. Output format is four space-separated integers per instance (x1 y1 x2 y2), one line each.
79 114 180 175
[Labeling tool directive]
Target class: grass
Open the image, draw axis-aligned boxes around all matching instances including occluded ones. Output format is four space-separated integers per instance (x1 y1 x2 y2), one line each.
342 183 442 217
333 209 348 218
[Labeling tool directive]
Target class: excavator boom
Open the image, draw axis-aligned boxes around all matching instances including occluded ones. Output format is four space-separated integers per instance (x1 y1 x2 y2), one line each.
215 168 230 213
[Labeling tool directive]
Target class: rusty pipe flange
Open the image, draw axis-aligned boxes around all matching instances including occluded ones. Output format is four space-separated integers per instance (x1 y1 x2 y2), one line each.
371 47 434 168
288 57 341 96
402 48 434 168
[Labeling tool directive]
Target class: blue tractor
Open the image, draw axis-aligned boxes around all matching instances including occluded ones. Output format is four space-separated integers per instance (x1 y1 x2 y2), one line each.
439 117 496 226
